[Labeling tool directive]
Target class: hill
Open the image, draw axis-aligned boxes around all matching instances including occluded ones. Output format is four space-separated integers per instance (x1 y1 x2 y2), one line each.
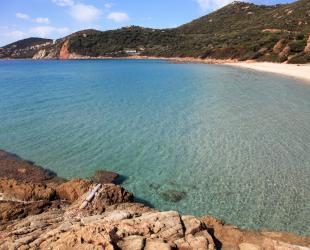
1 0 309 63
0 38 53 59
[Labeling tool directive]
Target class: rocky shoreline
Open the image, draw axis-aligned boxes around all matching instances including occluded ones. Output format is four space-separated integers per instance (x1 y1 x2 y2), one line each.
0 150 309 250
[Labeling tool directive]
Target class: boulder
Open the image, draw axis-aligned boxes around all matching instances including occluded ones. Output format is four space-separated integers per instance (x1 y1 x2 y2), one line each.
0 200 53 222
56 179 93 202
0 150 59 183
117 235 145 250
182 215 203 235
0 178 56 201
90 170 119 184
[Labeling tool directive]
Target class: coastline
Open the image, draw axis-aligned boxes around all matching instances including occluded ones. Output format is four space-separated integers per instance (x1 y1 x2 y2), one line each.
1 150 310 249
3 55 310 83
225 62 310 83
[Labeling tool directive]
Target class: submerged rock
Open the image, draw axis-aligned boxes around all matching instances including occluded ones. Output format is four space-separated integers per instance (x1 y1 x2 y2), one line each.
0 150 309 250
0 150 59 183
160 190 186 202
90 170 119 184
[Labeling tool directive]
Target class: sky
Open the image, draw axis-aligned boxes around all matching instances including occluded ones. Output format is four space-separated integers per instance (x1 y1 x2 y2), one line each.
0 0 295 46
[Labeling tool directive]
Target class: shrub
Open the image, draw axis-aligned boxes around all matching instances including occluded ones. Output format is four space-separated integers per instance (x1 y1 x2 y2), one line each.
289 40 307 53
287 53 310 64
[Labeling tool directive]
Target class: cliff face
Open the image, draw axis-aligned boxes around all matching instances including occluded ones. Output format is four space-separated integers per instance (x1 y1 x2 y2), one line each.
1 0 309 63
0 150 310 250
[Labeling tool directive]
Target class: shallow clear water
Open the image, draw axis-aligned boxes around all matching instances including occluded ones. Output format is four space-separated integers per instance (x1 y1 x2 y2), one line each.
0 60 309 235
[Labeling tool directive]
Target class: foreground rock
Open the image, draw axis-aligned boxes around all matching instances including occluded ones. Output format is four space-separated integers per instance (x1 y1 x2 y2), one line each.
0 150 309 250
0 150 59 183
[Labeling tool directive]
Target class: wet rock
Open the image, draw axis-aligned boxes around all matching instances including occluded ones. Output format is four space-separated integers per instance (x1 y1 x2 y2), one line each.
0 178 56 201
90 170 119 184
56 179 93 202
160 190 186 202
0 150 59 183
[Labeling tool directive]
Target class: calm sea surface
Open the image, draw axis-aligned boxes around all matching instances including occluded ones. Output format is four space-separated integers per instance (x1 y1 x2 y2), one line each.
0 60 309 235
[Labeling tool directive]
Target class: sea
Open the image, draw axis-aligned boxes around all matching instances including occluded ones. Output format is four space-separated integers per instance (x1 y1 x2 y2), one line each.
0 59 309 235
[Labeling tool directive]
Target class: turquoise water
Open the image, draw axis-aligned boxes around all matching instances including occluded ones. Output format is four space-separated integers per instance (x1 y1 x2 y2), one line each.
0 60 309 235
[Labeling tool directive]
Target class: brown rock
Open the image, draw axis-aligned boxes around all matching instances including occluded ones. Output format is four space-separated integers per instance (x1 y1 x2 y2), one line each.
144 238 171 250
66 184 134 217
56 179 93 202
0 150 59 183
59 40 70 59
182 215 203 235
0 178 56 201
279 45 291 58
273 39 286 54
0 200 53 223
117 235 145 250
175 234 210 250
90 170 119 184
239 243 262 250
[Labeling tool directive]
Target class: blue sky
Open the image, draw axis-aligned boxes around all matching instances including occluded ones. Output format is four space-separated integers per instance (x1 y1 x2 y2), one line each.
0 0 295 46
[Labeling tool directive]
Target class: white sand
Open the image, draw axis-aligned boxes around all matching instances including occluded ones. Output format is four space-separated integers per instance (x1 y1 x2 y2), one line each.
227 62 310 83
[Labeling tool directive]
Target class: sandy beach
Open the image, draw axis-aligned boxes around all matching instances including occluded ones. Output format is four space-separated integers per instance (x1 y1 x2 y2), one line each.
130 56 310 83
226 62 310 83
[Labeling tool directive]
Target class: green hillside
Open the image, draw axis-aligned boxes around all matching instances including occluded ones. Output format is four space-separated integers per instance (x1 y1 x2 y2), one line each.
1 0 309 63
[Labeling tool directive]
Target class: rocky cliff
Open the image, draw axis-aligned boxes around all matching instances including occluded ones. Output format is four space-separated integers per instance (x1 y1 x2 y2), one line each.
0 150 309 250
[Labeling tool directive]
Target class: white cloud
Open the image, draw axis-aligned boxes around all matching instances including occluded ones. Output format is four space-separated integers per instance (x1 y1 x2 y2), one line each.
16 13 50 24
30 26 69 38
196 0 234 11
52 0 74 7
70 3 101 22
107 12 129 22
104 3 113 8
33 17 50 24
16 12 30 20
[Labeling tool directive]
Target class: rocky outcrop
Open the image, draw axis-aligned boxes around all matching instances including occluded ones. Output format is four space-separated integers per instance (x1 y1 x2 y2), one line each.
0 178 56 201
90 170 119 184
0 150 309 250
59 40 70 59
56 179 93 202
32 49 47 59
0 150 59 183
201 216 310 250
273 39 286 54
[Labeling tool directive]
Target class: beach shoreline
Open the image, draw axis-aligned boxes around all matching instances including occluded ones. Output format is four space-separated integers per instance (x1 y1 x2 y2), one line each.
2 56 310 83
225 61 310 83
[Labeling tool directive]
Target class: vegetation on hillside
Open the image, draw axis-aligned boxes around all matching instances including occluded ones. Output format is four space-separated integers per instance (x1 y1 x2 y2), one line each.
1 0 309 63
0 38 53 58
